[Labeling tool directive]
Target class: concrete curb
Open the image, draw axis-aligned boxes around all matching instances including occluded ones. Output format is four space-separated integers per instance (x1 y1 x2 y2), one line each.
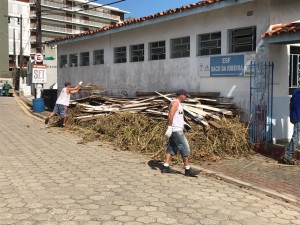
195 166 300 207
16 95 46 121
16 94 300 207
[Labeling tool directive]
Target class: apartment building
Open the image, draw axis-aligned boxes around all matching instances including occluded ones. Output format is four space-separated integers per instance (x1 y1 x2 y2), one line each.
8 0 128 73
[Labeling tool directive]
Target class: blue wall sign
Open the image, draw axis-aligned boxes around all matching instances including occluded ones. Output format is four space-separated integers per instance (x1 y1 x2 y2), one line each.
210 55 245 77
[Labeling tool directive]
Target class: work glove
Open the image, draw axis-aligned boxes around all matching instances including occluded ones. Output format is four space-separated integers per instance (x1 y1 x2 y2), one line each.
165 126 172 138
79 81 83 85
184 123 192 132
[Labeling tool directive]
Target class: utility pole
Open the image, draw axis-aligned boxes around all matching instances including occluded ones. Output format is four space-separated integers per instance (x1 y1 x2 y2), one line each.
13 29 17 88
35 0 44 100
36 0 42 55
19 15 23 78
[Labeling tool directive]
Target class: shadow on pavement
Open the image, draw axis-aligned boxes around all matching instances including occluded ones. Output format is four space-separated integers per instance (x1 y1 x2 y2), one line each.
147 160 182 174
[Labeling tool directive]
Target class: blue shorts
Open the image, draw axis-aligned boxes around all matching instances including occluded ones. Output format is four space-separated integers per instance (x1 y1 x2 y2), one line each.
166 130 190 157
53 104 67 118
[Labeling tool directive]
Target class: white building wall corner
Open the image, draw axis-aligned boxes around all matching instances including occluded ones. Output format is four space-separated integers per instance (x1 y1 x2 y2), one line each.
55 0 300 141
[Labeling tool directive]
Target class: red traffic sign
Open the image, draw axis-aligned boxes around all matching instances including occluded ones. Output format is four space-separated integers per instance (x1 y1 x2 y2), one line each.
34 53 44 63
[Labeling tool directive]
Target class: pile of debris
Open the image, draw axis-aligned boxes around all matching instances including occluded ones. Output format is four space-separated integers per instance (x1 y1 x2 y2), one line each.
64 91 253 162
71 91 239 129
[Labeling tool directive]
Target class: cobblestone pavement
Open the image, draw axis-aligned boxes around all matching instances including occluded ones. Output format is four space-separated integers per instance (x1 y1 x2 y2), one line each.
1 97 300 225
200 154 300 201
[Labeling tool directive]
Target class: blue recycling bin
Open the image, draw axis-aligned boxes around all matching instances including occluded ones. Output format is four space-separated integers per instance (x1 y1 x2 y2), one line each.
32 98 45 112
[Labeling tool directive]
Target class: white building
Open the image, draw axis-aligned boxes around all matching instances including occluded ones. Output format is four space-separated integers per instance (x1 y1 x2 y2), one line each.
8 0 31 70
48 0 300 142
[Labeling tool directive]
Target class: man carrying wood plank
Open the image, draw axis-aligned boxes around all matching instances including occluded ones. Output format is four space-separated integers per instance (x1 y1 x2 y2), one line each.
162 89 200 177
45 81 82 127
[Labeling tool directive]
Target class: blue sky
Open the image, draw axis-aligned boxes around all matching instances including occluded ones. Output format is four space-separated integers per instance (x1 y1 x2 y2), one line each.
99 0 199 18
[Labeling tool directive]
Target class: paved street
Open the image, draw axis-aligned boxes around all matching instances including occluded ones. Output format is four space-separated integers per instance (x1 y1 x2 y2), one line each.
1 96 300 225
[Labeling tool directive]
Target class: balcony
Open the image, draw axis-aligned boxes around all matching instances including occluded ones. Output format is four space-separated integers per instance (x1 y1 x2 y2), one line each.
42 14 109 28
30 36 56 43
30 0 120 21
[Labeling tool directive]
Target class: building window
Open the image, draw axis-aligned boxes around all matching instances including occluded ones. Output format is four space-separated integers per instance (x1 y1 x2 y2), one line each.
149 41 165 60
69 53 78 67
229 26 256 53
59 55 67 68
170 36 190 58
197 32 221 56
114 46 127 63
93 49 104 65
130 44 144 62
80 52 89 66
289 46 300 94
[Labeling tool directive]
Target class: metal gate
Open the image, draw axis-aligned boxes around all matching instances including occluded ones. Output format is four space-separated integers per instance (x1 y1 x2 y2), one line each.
249 61 274 144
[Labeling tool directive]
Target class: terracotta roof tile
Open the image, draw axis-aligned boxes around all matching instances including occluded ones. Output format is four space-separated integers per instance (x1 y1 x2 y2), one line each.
46 0 224 44
261 21 300 38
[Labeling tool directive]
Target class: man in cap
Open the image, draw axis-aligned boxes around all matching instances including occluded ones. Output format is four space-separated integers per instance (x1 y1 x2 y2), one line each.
45 81 82 127
162 89 200 177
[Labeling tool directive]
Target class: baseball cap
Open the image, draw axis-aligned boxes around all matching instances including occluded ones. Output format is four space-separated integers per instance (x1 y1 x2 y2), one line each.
176 89 189 97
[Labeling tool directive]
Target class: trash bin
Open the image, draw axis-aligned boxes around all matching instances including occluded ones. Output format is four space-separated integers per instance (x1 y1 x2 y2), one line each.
32 98 45 112
42 89 58 110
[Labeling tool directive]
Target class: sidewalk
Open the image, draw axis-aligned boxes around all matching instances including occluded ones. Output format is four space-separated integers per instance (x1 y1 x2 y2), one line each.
17 93 300 207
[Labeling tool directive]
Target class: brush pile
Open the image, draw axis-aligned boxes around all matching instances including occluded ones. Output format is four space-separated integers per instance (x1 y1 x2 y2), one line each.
65 91 253 162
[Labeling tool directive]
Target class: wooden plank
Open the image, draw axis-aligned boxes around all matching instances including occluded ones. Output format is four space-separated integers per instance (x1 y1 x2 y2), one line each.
196 98 217 102
119 107 149 111
184 104 221 120
145 109 168 117
188 92 220 98
136 91 171 97
121 102 152 109
184 103 233 116
208 120 222 129
75 114 105 121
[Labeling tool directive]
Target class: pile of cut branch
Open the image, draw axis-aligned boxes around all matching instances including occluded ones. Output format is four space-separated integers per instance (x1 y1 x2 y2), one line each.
63 91 253 162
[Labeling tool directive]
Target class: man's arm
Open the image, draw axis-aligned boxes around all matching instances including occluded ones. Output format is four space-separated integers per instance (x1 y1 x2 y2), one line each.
167 101 179 126
67 83 81 94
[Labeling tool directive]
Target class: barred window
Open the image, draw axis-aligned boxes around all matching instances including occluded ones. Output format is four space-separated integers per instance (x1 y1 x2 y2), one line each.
149 41 165 60
80 52 89 66
69 53 78 67
170 36 190 58
59 55 67 68
130 44 144 62
198 32 221 56
114 46 127 63
93 49 104 65
229 26 256 53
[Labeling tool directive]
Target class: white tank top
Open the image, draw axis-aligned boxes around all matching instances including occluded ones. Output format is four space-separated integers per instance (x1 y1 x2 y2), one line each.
171 99 185 132
56 87 70 106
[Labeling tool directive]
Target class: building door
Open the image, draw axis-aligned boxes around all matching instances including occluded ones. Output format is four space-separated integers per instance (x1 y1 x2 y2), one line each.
249 61 274 143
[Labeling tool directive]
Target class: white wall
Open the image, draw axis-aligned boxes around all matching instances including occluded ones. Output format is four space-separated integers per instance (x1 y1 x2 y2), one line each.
58 1 264 101
56 0 300 140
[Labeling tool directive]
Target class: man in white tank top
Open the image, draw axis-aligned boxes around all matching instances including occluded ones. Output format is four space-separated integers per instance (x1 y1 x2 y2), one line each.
162 89 200 177
45 81 82 127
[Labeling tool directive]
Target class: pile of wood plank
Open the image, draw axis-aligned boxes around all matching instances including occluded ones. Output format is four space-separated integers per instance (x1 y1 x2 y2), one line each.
71 91 240 129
